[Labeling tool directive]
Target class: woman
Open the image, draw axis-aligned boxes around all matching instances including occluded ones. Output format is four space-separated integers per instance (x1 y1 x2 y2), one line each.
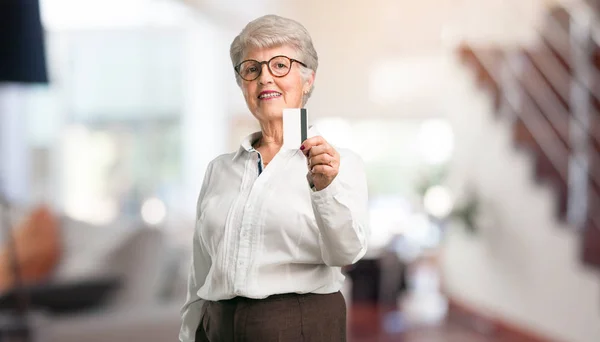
180 14 369 342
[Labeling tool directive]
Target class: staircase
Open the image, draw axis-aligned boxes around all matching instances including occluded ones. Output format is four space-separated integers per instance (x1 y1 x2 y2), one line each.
456 1 600 269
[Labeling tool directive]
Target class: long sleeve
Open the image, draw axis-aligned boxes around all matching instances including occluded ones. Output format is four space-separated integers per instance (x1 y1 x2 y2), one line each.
310 150 369 267
179 162 214 342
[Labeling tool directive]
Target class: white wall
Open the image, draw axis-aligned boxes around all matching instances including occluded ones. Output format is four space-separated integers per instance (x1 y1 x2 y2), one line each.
441 57 600 342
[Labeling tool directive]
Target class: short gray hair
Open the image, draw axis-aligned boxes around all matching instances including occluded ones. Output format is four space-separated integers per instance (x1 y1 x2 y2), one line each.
230 14 318 103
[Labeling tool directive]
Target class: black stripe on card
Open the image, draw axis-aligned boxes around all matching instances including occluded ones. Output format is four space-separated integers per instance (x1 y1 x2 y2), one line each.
300 108 307 143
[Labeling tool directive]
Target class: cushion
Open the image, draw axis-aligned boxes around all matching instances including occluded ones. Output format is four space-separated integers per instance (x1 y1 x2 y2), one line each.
0 206 62 292
52 217 137 281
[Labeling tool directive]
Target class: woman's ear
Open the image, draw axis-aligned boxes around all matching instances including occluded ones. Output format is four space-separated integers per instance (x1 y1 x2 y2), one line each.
303 71 315 94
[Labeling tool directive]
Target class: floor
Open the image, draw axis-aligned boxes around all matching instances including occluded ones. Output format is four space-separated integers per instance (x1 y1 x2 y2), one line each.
344 261 530 342
348 306 508 342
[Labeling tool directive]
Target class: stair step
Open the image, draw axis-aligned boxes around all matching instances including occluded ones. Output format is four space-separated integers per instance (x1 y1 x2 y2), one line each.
581 221 600 268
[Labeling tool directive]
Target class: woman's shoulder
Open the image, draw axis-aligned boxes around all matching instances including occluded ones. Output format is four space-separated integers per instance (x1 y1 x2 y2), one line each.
205 152 238 172
213 151 237 164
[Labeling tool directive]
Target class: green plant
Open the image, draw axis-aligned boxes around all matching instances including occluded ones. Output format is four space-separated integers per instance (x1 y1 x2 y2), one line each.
449 189 480 234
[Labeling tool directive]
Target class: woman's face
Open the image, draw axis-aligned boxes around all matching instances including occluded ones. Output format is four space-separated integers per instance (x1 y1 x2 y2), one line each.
239 45 314 122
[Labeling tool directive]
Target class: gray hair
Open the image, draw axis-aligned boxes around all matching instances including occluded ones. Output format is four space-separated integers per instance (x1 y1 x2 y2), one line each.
230 14 318 104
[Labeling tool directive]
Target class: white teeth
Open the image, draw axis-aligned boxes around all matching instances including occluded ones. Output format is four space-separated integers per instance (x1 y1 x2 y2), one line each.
259 93 281 99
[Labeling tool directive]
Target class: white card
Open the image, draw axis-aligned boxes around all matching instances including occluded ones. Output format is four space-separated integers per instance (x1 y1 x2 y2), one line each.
282 108 307 149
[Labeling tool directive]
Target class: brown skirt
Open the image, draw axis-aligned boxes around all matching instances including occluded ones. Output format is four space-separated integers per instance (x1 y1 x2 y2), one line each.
195 291 346 342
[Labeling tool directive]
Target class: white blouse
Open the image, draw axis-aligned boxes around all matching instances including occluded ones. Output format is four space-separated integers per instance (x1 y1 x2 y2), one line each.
179 129 369 342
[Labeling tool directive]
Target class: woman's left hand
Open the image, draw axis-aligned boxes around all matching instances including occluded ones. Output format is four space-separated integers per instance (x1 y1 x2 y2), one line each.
301 136 340 191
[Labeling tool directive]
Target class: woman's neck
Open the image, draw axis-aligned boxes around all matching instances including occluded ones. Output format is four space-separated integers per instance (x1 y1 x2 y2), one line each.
253 120 284 166
256 120 283 150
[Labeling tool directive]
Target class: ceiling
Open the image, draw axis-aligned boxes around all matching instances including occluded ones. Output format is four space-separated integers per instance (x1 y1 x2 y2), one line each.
180 0 573 49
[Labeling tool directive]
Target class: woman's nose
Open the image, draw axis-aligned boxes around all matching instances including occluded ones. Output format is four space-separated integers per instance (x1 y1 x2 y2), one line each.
257 63 273 85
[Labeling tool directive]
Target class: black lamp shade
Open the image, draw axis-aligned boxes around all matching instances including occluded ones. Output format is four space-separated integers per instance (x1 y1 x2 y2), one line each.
0 0 48 84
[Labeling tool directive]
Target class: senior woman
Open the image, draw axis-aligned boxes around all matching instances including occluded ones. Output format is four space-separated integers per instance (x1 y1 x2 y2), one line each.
179 14 369 342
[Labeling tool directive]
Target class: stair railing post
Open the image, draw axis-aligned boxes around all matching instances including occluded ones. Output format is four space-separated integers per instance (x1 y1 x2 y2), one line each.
566 6 593 229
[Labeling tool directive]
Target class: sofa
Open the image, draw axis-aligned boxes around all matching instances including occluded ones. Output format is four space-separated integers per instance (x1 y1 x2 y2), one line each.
2 210 192 342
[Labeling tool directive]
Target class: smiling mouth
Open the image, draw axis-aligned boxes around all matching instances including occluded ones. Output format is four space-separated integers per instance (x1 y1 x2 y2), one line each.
258 92 282 100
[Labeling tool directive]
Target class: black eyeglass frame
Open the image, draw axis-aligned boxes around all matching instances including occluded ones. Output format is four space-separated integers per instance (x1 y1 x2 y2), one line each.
234 55 308 81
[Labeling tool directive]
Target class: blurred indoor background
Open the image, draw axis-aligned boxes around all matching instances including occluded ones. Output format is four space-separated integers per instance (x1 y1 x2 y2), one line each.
0 0 599 341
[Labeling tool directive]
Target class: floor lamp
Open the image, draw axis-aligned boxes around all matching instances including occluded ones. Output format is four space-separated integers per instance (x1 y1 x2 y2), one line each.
0 0 49 341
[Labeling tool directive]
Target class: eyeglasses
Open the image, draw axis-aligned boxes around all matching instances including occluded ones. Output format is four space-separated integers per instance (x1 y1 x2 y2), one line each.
234 55 307 81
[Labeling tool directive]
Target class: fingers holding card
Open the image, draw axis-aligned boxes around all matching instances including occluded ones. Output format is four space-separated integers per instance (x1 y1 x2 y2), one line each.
301 136 340 191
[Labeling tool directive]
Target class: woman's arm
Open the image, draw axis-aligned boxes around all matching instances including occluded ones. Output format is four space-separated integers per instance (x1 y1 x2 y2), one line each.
179 228 211 341
310 150 369 267
179 162 214 342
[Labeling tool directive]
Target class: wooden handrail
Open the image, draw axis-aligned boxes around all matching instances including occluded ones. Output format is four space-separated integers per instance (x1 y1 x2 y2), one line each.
519 57 570 146
524 48 570 105
466 48 600 230
542 7 600 101
524 45 600 148
471 51 569 179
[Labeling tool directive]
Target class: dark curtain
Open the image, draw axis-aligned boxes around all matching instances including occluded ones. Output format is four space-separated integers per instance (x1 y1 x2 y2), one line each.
0 0 48 84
